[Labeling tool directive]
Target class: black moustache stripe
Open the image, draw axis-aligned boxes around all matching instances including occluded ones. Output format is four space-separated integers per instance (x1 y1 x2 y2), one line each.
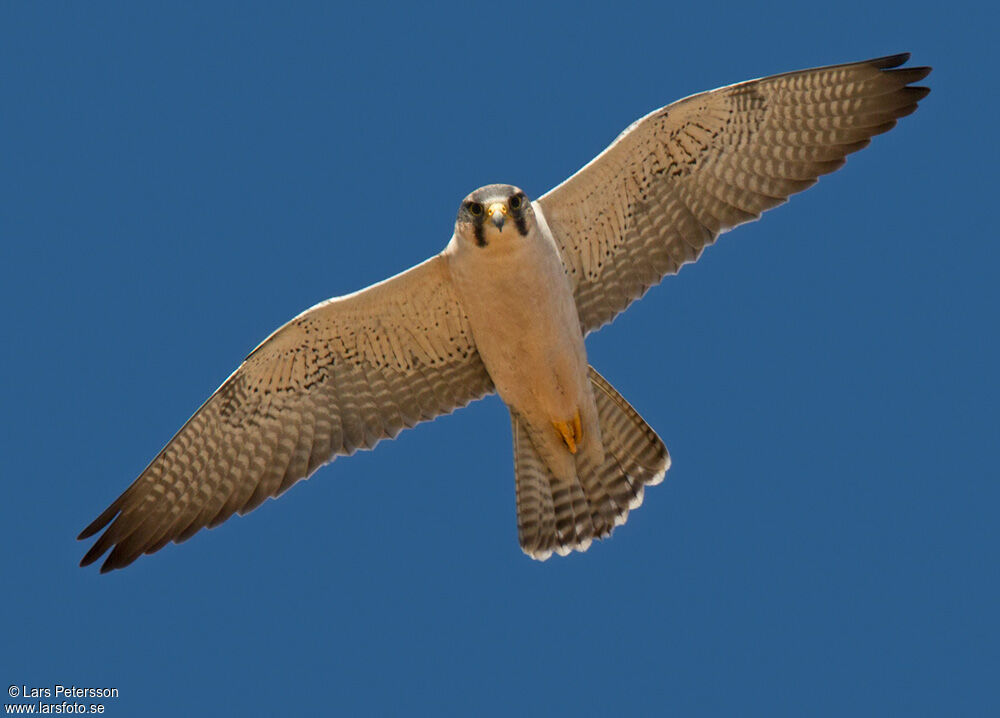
473 216 487 247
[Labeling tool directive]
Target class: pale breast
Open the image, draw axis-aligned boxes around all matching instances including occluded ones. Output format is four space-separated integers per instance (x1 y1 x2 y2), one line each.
446 224 589 420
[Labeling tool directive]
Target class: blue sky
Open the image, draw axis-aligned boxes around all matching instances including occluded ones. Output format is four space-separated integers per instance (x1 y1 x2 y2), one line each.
2 2 995 716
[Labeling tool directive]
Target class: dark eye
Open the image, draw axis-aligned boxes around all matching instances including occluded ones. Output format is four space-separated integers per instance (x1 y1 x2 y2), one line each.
467 202 483 216
509 195 522 210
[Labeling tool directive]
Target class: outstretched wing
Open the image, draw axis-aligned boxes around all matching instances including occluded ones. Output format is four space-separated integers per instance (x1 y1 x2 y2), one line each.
536 53 931 334
79 254 492 572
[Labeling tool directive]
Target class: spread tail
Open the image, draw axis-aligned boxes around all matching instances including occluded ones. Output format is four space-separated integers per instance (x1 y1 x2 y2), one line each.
512 366 669 560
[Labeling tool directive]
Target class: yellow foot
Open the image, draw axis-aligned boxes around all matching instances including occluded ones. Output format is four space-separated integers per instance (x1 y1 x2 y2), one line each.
553 411 583 455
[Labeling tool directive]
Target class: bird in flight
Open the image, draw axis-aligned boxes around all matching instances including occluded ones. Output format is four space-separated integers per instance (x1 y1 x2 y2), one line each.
79 54 930 572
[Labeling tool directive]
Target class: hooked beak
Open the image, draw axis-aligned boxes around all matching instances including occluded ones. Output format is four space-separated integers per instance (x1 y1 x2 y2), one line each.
488 202 507 232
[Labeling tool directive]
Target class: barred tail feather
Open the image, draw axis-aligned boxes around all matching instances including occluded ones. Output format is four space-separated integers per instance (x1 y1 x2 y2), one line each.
512 366 670 560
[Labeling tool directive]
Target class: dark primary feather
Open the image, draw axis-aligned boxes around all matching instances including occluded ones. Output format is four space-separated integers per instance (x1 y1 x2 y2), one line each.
537 53 931 334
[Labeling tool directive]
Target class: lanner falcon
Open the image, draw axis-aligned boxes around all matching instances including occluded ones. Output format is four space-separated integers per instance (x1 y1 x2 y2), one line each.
79 54 930 572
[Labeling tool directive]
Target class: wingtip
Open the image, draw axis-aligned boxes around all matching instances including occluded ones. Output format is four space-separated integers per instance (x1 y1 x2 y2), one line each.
98 548 135 574
78 501 123 540
82 552 133 574
870 55 935 90
885 67 933 89
870 52 911 69
79 540 106 568
77 521 102 541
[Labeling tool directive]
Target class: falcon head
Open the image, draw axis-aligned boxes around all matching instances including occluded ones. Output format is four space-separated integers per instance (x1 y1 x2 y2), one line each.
455 184 535 248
